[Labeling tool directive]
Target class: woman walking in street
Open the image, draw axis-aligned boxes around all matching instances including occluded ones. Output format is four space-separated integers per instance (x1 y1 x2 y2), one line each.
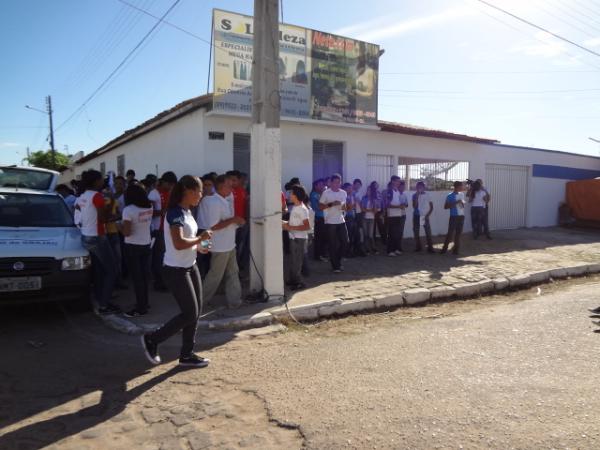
120 183 154 317
141 175 212 368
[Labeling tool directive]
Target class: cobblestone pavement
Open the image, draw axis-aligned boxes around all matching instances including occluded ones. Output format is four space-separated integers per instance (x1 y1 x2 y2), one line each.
289 227 600 306
1 276 600 449
0 306 303 450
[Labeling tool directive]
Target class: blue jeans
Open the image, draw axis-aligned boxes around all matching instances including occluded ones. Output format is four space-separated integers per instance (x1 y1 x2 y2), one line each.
81 235 117 308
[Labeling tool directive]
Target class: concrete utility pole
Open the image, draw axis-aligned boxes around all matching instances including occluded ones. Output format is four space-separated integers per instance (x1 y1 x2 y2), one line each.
46 96 56 169
249 0 284 298
25 95 56 169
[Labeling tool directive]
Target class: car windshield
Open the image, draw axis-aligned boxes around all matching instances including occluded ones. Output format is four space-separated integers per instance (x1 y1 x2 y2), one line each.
0 168 55 191
0 193 74 227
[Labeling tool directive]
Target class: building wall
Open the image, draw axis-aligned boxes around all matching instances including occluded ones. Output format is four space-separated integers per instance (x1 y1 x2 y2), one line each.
64 109 205 181
480 144 600 228
64 107 600 236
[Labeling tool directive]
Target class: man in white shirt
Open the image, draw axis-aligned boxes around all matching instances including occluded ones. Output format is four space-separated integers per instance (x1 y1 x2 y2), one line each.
412 181 434 253
202 175 245 309
385 176 409 257
319 173 348 273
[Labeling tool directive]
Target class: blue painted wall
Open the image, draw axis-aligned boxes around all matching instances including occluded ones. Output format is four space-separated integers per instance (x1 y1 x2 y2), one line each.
532 164 600 180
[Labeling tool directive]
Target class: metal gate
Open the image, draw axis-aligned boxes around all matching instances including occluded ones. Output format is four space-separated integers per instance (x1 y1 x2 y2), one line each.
313 140 343 181
485 163 528 230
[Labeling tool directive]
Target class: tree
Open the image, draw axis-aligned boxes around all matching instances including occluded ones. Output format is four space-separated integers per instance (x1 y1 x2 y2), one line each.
26 150 70 171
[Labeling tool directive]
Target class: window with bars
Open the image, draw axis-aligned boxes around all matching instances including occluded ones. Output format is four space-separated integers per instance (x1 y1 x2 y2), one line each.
397 161 470 191
313 140 343 181
367 154 395 187
117 155 125 177
233 133 251 178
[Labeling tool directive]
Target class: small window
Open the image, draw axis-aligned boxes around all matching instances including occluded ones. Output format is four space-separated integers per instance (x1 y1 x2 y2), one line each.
100 162 106 177
209 131 225 140
117 155 125 177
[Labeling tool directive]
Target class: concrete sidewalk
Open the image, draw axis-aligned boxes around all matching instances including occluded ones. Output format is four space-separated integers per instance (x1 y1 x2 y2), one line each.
103 227 600 334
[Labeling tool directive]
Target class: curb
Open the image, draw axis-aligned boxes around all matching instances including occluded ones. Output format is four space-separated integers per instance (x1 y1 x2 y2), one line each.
166 262 600 332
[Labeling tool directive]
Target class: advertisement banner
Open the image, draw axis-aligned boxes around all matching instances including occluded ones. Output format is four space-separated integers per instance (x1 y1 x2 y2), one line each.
212 9 379 125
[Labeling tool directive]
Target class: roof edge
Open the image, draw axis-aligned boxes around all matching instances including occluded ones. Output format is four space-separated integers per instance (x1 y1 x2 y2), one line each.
75 94 213 165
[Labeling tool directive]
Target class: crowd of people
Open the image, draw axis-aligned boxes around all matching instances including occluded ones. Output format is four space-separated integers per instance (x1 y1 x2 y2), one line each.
55 168 491 368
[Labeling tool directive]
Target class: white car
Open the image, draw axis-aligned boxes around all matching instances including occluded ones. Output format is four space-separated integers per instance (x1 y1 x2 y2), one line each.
0 167 91 305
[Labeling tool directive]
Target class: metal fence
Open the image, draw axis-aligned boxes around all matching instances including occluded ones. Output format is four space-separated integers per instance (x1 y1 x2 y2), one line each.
398 161 470 191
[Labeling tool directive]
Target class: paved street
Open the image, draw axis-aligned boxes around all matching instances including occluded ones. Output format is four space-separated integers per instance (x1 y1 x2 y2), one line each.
1 275 600 449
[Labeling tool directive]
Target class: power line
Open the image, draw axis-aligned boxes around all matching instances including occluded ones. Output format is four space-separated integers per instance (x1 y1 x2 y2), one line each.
117 0 212 47
55 0 181 133
533 0 597 38
543 0 600 34
467 0 600 70
475 0 600 58
570 0 600 21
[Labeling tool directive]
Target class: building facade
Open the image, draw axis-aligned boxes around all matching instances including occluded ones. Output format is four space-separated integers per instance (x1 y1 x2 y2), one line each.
61 94 600 236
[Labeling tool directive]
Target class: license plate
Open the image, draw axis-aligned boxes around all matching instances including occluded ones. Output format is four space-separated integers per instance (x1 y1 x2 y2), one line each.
0 277 42 292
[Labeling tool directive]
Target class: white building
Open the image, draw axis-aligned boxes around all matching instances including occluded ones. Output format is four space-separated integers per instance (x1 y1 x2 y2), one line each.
62 93 600 236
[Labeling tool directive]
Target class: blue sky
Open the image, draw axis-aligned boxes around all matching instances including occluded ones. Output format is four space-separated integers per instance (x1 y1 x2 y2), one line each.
1 0 600 166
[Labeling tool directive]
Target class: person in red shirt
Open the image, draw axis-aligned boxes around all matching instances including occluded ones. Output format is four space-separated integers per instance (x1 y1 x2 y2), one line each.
75 169 119 315
152 171 178 291
226 170 249 272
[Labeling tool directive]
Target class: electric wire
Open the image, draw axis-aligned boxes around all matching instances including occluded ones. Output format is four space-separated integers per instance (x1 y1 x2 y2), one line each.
475 0 600 58
467 0 600 70
571 0 600 21
532 0 598 38
542 0 600 33
55 0 182 134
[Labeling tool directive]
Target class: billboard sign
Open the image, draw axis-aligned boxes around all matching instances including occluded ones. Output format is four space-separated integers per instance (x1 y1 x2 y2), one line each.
212 9 379 125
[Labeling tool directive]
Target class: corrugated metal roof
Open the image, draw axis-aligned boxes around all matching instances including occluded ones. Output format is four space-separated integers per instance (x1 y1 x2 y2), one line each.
72 93 499 166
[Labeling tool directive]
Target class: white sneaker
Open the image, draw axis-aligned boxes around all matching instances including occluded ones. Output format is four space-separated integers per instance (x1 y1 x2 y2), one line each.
395 250 403 256
387 252 396 257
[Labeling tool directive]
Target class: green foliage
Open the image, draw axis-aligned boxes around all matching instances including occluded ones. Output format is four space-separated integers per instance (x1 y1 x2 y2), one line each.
26 150 70 171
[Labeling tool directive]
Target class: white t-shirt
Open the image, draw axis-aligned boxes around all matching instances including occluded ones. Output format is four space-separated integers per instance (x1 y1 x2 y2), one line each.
415 192 432 216
319 188 347 224
147 188 162 231
288 203 310 240
226 192 235 217
387 190 408 217
353 191 363 214
203 194 237 253
363 197 377 220
471 190 487 208
196 196 212 230
74 190 105 237
122 205 153 245
163 206 198 268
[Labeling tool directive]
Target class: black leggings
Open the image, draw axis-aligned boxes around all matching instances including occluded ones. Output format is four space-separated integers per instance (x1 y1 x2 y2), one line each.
149 264 202 358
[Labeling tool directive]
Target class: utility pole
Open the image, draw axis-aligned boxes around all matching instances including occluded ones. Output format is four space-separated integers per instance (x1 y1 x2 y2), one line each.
249 0 284 299
25 95 56 169
46 96 56 169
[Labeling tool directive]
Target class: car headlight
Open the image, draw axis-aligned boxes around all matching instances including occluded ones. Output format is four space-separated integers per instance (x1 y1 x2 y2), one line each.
61 256 91 271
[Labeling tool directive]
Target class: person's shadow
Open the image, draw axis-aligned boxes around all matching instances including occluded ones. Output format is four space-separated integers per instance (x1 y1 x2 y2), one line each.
0 365 184 450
